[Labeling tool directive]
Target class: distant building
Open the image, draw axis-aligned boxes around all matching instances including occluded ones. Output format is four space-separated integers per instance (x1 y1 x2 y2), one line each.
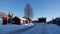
0 12 8 25
0 11 32 25
8 11 13 18
12 16 20 25
3 17 8 25
20 17 32 24
8 11 13 24
12 17 32 25
47 17 60 25
38 17 46 23
52 17 60 25
20 17 28 24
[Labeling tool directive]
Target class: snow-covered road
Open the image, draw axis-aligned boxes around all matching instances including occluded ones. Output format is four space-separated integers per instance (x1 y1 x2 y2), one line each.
14 23 44 34
14 23 60 34
20 23 49 34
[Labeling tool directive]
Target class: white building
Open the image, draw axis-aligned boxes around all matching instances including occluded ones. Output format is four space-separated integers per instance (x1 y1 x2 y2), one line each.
20 17 32 24
0 12 8 25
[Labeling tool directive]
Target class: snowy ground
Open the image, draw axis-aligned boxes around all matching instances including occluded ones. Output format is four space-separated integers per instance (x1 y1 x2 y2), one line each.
0 20 60 34
0 24 34 34
47 24 60 34
0 18 34 34
13 23 60 34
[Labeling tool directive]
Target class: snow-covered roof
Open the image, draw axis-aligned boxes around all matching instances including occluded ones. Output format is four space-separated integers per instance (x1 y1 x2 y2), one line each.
0 12 8 17
20 17 27 20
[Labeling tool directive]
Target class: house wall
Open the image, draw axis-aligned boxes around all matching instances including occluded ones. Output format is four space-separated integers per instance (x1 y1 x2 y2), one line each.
0 18 3 25
3 17 8 25
20 19 27 24
20 20 24 24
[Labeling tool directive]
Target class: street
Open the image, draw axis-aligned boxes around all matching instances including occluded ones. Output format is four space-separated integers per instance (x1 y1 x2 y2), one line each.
14 23 60 34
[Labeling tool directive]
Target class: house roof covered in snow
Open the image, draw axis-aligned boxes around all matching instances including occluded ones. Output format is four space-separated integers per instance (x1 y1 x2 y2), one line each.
20 17 27 20
0 12 8 18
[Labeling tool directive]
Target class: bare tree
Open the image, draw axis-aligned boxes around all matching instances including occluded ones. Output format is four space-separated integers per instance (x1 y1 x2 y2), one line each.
24 3 34 20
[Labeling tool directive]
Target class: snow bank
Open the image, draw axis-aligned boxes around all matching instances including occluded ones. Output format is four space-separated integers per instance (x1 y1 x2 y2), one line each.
25 23 34 26
0 24 34 34
47 24 60 34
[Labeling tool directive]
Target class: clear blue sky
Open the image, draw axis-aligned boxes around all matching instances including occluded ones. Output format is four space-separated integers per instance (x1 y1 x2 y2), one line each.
0 0 60 21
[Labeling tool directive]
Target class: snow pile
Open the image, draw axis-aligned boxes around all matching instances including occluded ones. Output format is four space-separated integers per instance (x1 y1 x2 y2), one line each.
0 24 34 34
47 24 60 34
25 23 34 26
